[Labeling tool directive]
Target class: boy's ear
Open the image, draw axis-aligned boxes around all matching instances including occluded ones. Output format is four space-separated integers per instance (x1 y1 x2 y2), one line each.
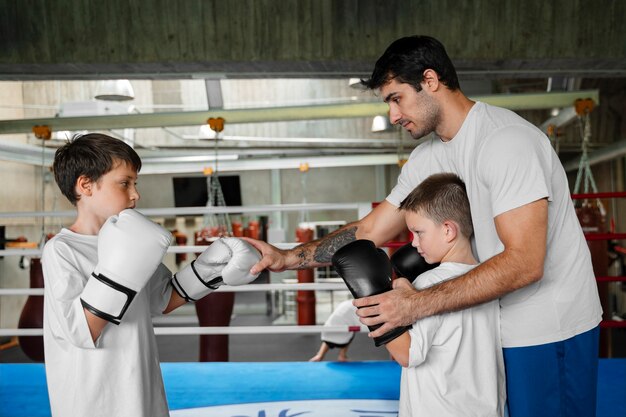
75 175 93 197
443 220 458 243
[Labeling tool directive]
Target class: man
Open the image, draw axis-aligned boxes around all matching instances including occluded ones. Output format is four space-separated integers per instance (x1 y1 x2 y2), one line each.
245 36 601 417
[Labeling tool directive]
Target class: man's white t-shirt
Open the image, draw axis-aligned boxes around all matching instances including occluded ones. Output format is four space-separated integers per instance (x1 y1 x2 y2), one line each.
387 102 602 347
399 262 505 417
42 228 172 417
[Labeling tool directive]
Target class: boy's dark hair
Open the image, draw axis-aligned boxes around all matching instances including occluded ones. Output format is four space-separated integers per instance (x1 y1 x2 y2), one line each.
53 133 142 206
399 173 473 239
361 35 460 93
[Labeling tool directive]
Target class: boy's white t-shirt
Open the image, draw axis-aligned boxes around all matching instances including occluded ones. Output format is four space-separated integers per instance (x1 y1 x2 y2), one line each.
399 262 505 417
387 102 602 347
42 228 172 417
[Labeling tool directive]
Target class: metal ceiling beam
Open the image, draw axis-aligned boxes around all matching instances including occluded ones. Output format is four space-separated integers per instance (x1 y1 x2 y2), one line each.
562 138 626 172
0 138 402 173
0 90 599 135
539 106 578 134
0 102 385 134
139 153 402 175
185 134 401 145
0 140 55 166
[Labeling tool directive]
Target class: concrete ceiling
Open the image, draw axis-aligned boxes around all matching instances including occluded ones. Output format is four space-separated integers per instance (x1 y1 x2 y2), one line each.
0 0 625 173
1 0 624 80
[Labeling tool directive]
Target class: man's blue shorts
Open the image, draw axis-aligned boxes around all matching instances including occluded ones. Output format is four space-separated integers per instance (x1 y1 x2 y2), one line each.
503 326 600 417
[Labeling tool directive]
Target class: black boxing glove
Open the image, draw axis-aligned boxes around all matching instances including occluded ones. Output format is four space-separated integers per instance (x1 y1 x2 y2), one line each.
391 242 438 281
331 240 410 347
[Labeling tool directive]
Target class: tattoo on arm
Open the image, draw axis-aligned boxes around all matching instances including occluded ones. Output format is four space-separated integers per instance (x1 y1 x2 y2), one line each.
295 246 310 269
313 226 357 264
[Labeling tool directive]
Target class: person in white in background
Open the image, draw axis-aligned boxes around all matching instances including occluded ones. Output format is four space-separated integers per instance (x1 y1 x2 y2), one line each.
309 299 360 362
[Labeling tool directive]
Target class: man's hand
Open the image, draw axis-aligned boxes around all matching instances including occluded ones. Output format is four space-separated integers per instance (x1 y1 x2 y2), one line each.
241 238 292 274
353 278 421 339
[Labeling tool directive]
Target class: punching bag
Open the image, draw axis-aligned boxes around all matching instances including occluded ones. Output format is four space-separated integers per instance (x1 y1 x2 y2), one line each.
295 227 315 325
172 230 188 266
577 203 610 357
17 258 45 362
193 230 235 362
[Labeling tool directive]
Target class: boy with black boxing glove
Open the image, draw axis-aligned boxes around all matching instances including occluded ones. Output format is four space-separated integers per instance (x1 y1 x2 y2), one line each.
332 173 505 417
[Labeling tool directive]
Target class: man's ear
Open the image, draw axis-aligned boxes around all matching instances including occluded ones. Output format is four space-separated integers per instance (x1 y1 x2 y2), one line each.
422 69 440 92
75 175 93 198
443 220 458 243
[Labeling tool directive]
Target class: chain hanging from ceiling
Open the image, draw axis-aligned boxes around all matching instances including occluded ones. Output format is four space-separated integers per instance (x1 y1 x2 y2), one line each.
572 98 605 216
202 117 232 237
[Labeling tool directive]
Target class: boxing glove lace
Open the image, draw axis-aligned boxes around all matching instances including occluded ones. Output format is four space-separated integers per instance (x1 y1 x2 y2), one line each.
81 209 172 325
332 239 410 347
171 237 262 302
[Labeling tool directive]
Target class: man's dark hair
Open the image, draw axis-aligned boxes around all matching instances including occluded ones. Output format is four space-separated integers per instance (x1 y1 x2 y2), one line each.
53 133 142 206
362 35 460 93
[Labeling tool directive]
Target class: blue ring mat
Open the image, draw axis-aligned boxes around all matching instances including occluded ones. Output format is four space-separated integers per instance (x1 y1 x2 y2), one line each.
0 360 623 417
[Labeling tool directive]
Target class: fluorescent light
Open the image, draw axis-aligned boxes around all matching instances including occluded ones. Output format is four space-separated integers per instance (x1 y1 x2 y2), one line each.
141 154 238 163
183 133 400 145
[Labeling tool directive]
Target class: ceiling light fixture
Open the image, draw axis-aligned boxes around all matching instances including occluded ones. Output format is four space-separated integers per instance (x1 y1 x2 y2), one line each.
371 115 394 133
349 78 367 91
94 80 135 101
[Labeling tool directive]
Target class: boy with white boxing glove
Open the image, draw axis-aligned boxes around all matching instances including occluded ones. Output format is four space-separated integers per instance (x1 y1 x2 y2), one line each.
80 211 259 326
42 134 261 417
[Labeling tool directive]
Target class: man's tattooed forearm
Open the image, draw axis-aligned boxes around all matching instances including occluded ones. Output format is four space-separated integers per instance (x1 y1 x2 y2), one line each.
295 247 310 268
313 227 357 263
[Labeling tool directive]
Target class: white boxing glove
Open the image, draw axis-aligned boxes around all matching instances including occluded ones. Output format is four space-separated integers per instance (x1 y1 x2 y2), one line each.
220 238 262 285
171 237 261 302
81 209 172 325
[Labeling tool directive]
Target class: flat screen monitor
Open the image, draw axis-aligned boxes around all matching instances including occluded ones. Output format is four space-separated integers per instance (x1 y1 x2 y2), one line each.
172 175 242 207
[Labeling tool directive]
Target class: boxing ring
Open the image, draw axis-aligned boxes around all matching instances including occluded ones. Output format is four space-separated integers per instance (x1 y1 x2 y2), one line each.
0 360 624 417
1 203 626 416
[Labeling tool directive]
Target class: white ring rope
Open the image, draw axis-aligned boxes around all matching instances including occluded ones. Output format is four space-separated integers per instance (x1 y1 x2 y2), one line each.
0 325 368 337
0 282 351 296
0 202 365 219
0 243 300 258
0 248 43 257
